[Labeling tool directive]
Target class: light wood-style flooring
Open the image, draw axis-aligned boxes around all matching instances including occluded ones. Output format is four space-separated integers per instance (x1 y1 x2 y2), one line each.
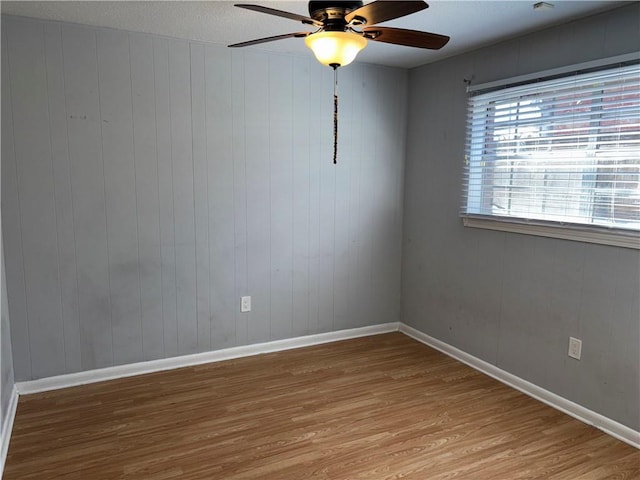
4 333 639 479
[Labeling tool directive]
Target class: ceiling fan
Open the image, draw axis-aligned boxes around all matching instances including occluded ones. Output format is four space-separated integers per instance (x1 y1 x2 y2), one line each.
229 1 450 68
229 1 449 164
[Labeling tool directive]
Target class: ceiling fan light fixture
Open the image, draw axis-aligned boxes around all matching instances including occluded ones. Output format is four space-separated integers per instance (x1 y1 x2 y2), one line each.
304 31 367 67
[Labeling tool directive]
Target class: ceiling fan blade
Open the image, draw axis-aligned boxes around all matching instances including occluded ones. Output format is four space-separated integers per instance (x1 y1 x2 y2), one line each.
345 1 427 26
235 4 323 27
363 26 449 49
229 32 310 48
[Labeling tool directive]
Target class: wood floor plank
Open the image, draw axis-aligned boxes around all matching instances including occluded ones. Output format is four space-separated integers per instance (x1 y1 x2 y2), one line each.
4 333 639 479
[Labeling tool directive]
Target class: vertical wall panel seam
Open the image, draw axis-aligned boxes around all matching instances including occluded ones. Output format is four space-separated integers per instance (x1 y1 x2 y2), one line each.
352 68 361 327
152 39 166 357
290 59 294 335
354 68 365 327
346 68 354 327
189 42 199 350
60 25 81 372
332 69 337 331
232 52 239 344
205 47 212 348
306 61 311 335
268 56 273 340
128 33 144 358
243 54 249 341
342 68 349 327
243 52 249 344
42 23 67 371
314 74 323 333
392 73 399 317
188 42 196 347
231 52 239 345
95 31 115 366
373 71 381 324
5 26 33 379
204 47 210 347
168 43 178 355
318 69 324 334
332 131 337 331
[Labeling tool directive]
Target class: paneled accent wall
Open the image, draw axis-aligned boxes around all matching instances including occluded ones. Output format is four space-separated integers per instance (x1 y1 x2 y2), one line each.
401 4 640 431
1 16 407 381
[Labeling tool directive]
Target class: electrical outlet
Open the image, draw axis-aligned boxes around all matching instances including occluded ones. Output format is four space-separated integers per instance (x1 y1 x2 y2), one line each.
568 337 582 360
241 296 251 313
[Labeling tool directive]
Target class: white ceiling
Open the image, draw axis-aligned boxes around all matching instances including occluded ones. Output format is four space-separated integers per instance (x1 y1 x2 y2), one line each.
1 1 629 69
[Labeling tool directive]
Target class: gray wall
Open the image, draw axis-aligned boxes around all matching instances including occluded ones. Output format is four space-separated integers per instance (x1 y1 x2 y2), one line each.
402 3 640 430
1 25 16 437
1 236 14 432
1 16 407 382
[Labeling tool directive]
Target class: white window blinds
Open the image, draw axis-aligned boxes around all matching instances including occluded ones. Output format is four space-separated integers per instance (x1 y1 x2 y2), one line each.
463 63 640 233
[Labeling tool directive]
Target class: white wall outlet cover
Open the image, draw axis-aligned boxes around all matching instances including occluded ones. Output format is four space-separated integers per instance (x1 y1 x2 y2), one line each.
568 337 582 360
241 296 251 313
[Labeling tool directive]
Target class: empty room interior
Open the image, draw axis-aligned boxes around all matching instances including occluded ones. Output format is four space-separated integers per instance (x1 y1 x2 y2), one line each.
0 0 639 478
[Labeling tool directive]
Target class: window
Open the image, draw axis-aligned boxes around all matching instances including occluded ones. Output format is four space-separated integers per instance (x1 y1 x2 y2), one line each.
463 62 640 247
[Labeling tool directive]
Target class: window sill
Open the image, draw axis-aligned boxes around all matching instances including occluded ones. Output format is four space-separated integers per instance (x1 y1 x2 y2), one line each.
461 216 640 250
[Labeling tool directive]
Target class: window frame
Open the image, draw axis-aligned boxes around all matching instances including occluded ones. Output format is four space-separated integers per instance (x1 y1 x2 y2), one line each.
461 53 640 250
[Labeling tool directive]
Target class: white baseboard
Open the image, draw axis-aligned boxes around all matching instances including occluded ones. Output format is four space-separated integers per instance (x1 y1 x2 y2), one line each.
16 323 400 395
399 323 640 449
0 385 18 474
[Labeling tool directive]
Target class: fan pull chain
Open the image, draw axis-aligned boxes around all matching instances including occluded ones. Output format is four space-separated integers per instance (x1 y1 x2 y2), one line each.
333 65 338 165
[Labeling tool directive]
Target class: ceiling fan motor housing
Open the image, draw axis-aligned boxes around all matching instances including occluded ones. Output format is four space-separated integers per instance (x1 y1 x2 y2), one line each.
309 1 364 30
